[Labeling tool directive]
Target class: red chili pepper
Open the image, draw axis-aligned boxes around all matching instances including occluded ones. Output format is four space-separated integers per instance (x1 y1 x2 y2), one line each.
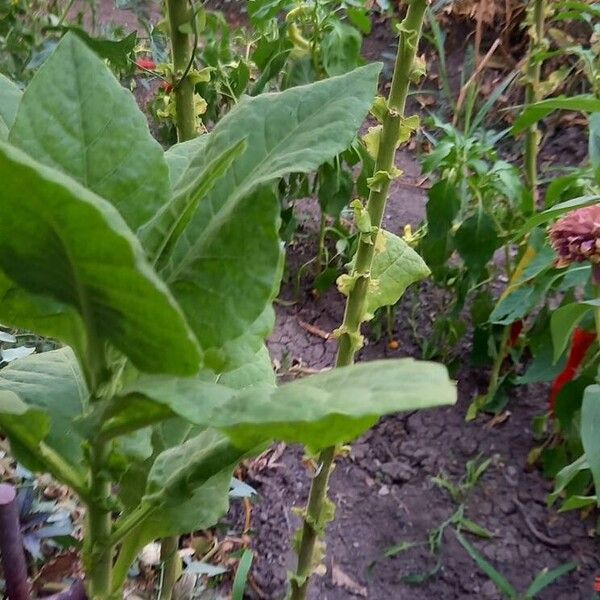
135 58 156 71
160 81 173 93
508 320 523 347
549 328 596 414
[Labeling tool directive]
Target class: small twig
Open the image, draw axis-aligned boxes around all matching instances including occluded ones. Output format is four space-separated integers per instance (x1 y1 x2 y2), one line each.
298 319 331 340
453 38 502 125
514 496 571 547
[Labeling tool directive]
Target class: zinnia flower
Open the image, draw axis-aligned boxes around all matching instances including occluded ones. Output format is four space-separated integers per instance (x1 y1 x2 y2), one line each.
549 204 600 275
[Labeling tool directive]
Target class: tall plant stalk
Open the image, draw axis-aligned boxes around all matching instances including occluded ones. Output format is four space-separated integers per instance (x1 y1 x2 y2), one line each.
166 0 197 142
158 536 180 600
523 0 546 211
289 2 428 598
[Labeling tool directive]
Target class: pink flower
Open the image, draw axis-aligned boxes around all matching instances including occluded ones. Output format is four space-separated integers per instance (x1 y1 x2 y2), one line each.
135 58 156 71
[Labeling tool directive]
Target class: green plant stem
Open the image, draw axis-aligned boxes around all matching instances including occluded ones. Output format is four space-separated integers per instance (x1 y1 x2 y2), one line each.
290 3 427 599
159 536 180 600
486 325 511 403
316 211 327 278
166 0 196 142
85 441 113 600
523 0 546 211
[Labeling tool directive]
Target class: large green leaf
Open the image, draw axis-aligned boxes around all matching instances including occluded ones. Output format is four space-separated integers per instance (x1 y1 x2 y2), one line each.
455 207 499 278
0 391 50 471
0 270 86 357
421 181 460 274
162 64 381 364
139 139 246 266
363 230 430 317
218 345 275 389
581 384 600 505
0 73 21 140
0 348 87 465
9 33 169 231
164 135 209 188
512 95 600 134
121 359 456 451
0 142 200 376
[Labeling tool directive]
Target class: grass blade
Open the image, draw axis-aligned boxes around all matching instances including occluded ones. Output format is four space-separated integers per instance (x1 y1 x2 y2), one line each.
454 529 517 599
525 563 576 598
232 549 253 600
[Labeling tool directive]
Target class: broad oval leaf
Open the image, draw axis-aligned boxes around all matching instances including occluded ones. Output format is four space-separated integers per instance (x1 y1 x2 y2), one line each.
0 142 201 376
9 33 170 231
0 348 87 466
163 64 382 364
122 359 456 451
363 230 430 317
0 73 21 141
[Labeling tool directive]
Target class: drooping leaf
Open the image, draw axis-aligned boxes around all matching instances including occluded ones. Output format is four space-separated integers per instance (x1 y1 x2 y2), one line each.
0 270 86 358
512 95 600 134
162 64 381 366
454 207 499 278
421 181 460 274
121 359 456 451
364 230 430 316
321 21 362 77
581 384 600 505
0 142 200 376
0 73 22 140
0 390 50 471
524 563 576 598
9 33 170 231
0 348 87 465
46 27 137 69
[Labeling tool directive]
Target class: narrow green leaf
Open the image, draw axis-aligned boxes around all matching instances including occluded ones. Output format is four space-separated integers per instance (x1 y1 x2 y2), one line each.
163 64 382 363
364 230 430 316
513 195 600 240
524 563 575 598
550 302 592 363
558 495 596 512
232 549 253 600
10 32 170 231
512 95 600 134
581 384 600 505
454 529 517 599
590 113 600 171
0 348 87 465
0 73 21 140
0 142 201 376
549 454 589 505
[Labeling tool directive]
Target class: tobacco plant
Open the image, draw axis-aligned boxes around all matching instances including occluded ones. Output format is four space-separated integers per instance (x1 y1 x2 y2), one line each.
0 32 456 599
289 2 436 598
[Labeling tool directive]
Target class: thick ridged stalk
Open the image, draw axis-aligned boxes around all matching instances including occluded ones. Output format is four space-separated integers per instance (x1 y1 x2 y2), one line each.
289 3 428 599
523 0 546 211
158 536 179 600
166 0 196 142
85 441 113 600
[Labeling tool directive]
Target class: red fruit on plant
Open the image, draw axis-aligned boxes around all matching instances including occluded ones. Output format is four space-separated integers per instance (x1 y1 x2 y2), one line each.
508 320 523 347
135 58 156 71
549 328 596 414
